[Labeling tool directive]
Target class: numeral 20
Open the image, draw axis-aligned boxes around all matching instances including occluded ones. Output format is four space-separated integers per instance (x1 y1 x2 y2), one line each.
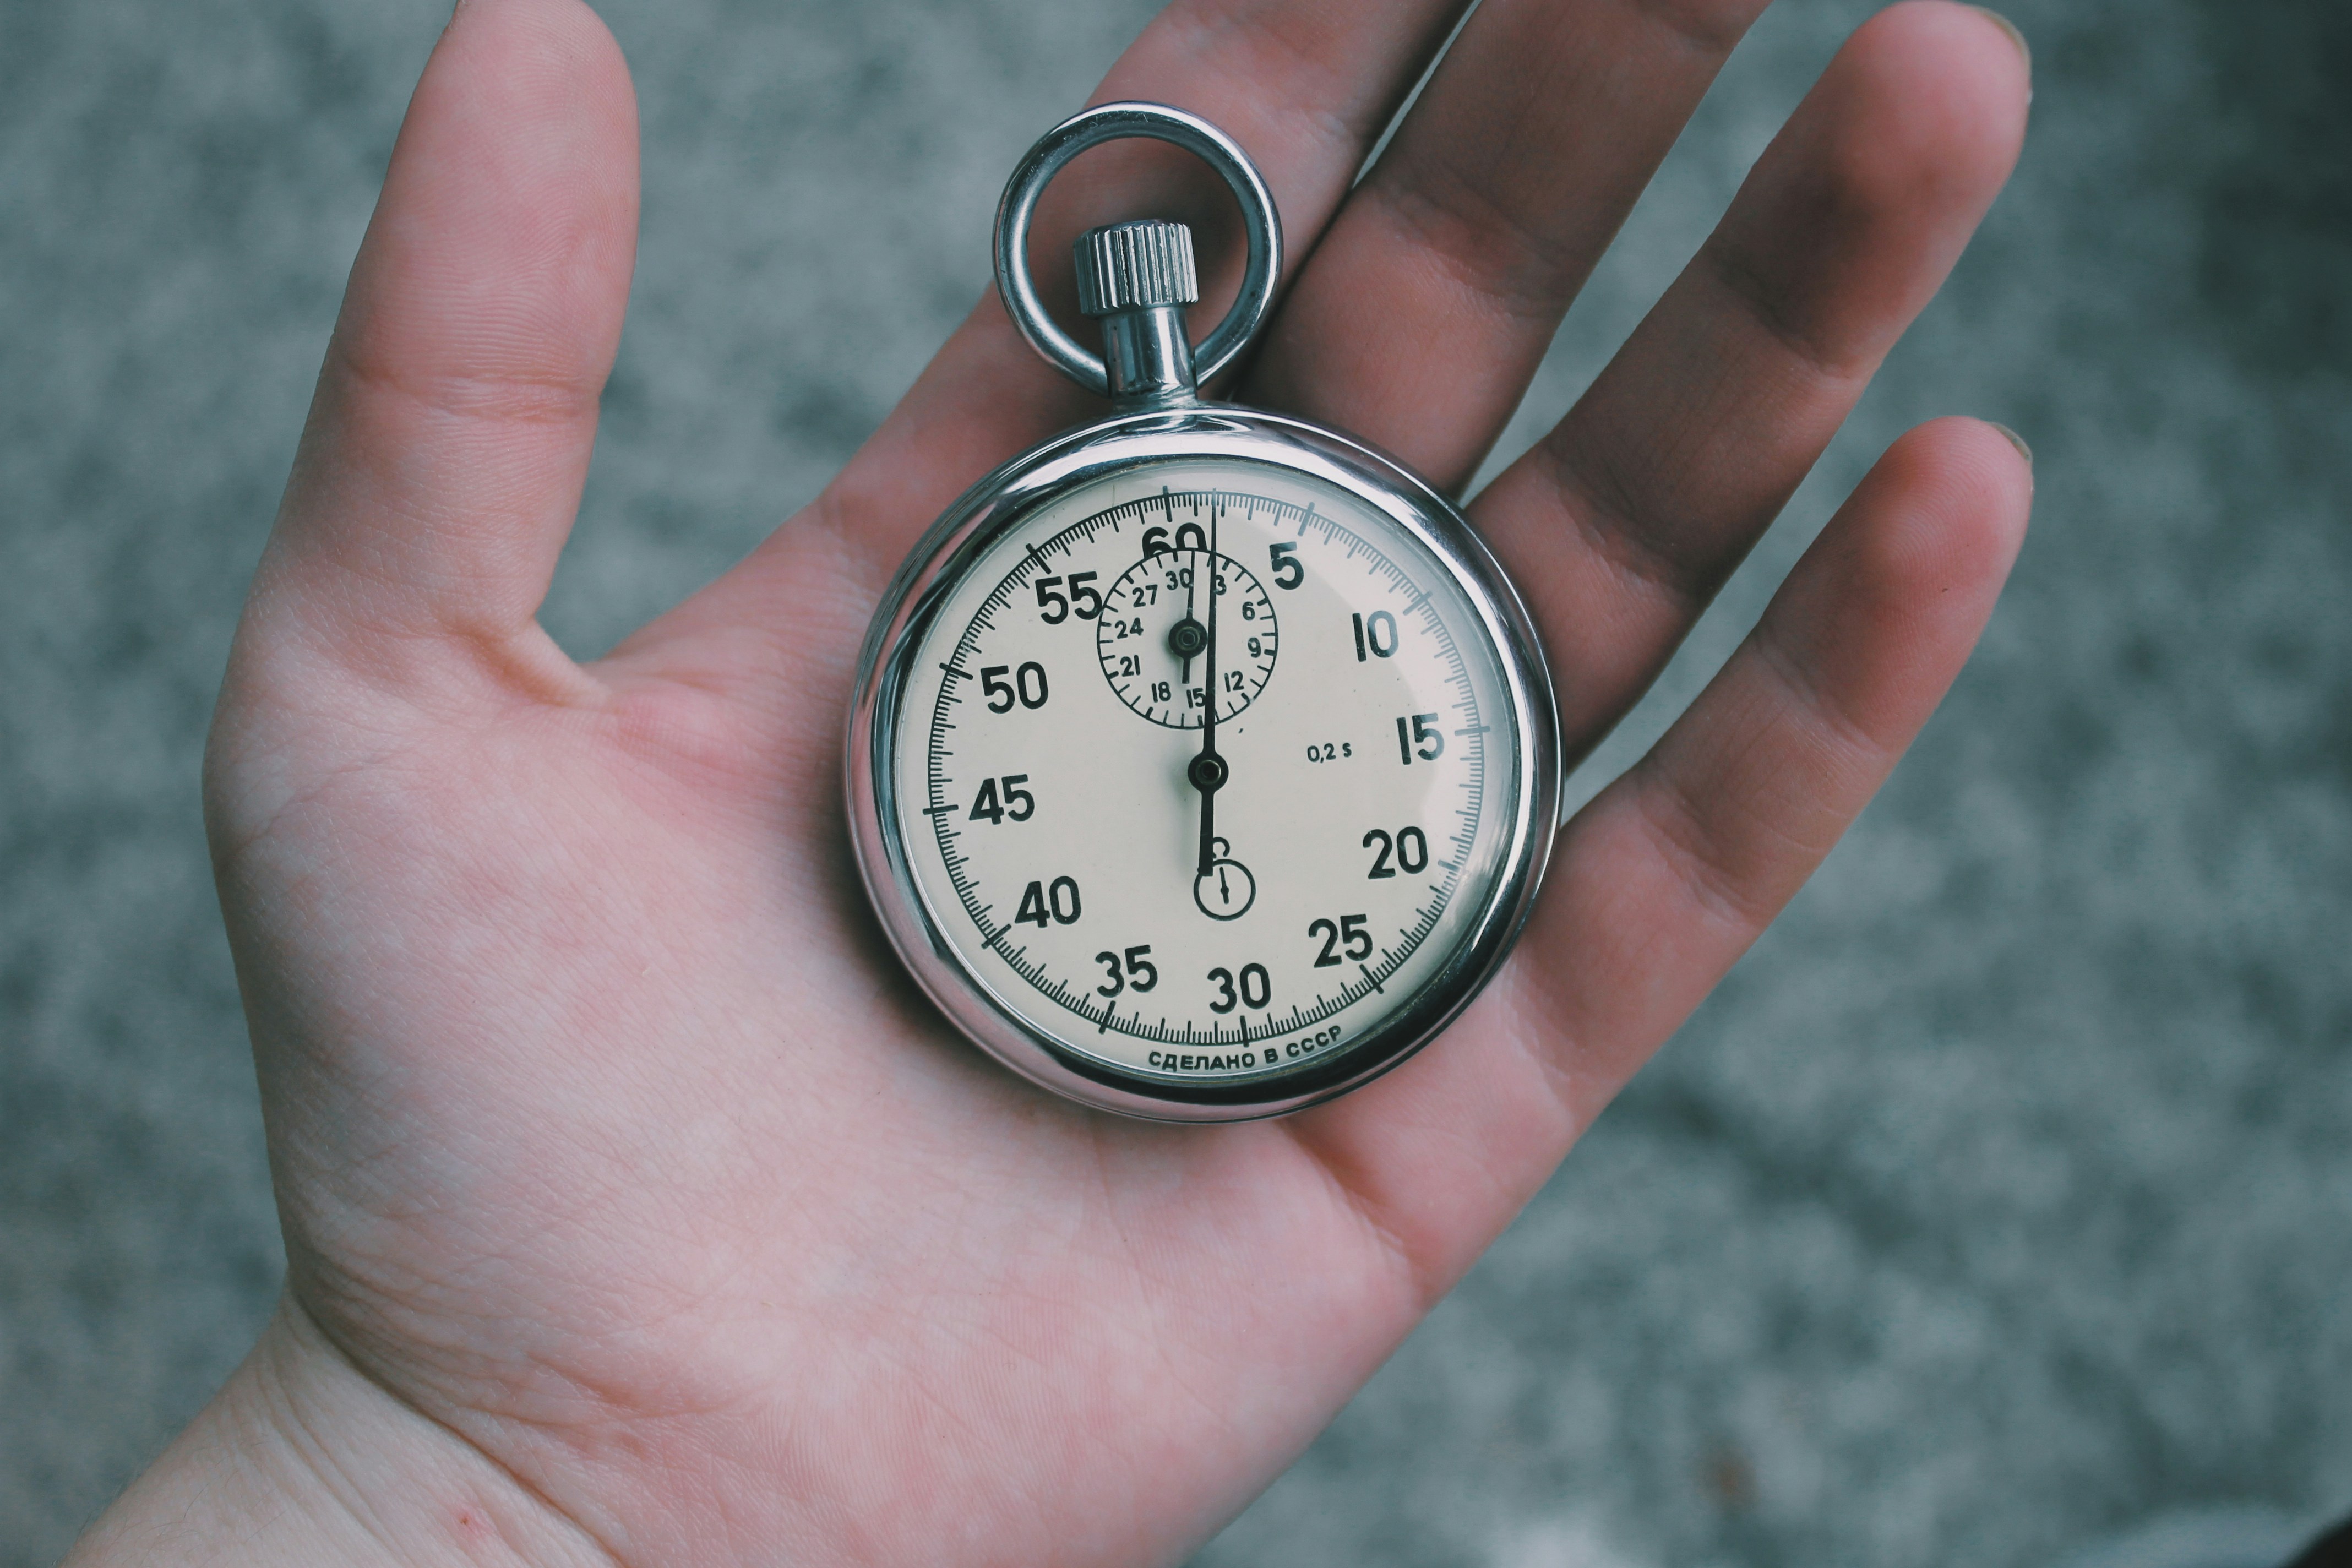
1362 826 1428 878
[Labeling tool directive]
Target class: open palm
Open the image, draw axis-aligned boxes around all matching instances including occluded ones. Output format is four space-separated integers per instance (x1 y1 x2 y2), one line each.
138 0 2030 1562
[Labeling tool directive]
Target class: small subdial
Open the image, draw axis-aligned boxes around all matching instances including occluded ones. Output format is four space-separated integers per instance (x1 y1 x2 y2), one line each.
1096 549 1279 727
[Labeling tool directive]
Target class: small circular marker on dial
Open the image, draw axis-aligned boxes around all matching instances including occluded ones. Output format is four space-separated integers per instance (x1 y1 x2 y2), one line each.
1193 841 1256 921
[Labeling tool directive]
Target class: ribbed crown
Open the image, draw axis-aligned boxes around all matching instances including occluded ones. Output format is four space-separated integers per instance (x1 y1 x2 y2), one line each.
1073 221 1199 317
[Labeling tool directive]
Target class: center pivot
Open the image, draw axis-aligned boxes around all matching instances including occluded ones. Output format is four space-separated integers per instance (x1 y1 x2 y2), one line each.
1167 617 1208 659
1186 751 1228 792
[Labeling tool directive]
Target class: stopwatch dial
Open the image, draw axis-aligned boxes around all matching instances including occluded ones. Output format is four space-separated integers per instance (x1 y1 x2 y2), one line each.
1095 549 1278 727
886 460 1522 1101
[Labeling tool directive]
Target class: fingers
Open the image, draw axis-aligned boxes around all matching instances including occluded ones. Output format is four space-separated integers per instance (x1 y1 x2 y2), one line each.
1534 419 2030 1094
802 0 1474 587
1291 416 2033 1293
629 0 1477 701
1242 0 1771 492
1473 1 2031 758
250 0 637 683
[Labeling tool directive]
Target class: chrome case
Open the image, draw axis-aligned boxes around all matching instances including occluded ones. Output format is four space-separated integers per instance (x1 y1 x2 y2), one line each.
845 407 1560 1121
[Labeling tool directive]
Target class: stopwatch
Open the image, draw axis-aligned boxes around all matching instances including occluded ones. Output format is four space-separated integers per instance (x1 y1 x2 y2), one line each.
847 103 1559 1121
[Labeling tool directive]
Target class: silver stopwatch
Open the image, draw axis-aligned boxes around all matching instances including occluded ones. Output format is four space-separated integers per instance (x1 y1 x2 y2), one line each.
848 103 1559 1121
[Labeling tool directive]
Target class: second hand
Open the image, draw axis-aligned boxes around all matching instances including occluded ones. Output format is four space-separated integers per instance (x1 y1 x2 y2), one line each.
1189 509 1224 879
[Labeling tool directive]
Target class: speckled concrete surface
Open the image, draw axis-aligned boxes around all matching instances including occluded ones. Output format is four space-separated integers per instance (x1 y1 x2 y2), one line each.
4 1 2349 1564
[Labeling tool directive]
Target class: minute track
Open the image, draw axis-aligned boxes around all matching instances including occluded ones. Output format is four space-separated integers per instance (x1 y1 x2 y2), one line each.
895 456 1513 1087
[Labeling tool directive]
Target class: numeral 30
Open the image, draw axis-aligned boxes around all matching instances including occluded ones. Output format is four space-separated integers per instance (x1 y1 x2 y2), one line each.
1207 963 1271 1012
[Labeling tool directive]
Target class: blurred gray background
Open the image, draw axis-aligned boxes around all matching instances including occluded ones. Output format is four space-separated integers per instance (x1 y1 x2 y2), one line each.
4 0 2349 1563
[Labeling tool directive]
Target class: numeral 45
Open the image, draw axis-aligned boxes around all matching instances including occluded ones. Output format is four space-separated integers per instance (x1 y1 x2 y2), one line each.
967 775 1033 825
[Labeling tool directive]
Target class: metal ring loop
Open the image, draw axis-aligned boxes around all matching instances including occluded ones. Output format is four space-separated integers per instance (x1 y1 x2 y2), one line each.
993 102 1283 398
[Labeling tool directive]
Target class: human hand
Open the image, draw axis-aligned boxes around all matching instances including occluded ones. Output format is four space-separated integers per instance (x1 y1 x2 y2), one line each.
70 0 2030 1562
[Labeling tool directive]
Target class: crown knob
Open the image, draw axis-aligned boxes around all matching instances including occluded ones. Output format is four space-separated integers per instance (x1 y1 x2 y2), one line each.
1073 221 1200 317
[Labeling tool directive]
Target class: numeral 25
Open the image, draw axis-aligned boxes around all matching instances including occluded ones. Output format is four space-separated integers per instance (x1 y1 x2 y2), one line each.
1309 914 1373 966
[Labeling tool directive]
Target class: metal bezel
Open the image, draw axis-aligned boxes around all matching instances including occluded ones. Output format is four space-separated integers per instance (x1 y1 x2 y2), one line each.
845 407 1559 1122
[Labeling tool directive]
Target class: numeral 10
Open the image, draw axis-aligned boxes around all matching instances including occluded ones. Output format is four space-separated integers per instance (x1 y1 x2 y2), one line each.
1351 610 1399 661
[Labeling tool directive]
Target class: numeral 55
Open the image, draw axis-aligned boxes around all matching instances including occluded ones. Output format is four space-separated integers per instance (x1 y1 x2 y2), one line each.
1033 572 1102 623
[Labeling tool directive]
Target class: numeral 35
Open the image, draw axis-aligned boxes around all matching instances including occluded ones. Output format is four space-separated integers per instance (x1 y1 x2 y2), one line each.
1095 945 1159 997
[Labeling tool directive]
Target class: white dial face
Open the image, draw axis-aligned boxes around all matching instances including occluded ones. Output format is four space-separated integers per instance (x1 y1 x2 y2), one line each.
890 456 1520 1090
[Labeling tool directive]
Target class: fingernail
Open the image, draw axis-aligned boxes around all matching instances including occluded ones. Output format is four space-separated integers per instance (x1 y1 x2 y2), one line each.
1968 7 2032 75
1989 422 2033 482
